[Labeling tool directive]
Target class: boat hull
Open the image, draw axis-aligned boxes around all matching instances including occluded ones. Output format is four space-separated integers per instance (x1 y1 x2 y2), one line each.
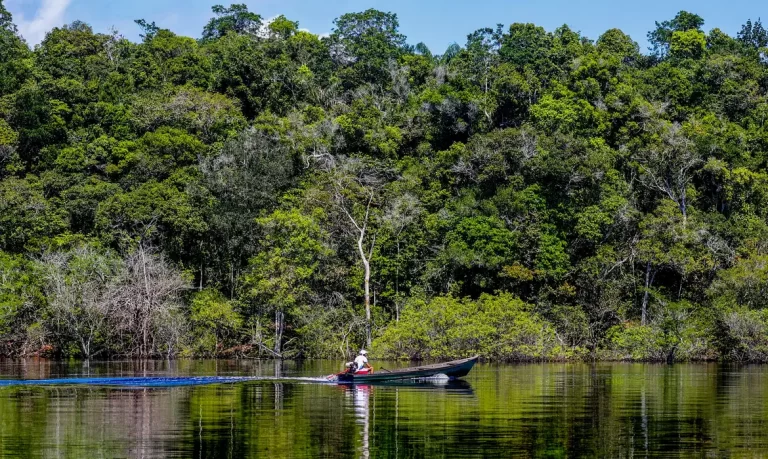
334 356 478 383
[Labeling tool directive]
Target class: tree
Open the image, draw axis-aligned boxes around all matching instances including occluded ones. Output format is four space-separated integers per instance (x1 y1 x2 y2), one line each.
738 18 768 49
647 11 704 57
329 9 407 86
95 178 208 263
709 253 768 310
204 25 327 117
189 288 243 356
202 4 262 41
39 245 121 358
0 0 15 33
134 19 160 41
500 23 552 70
130 29 211 89
326 158 394 347
241 208 331 356
635 201 717 324
107 127 207 186
0 251 44 355
633 121 701 223
36 21 113 81
438 215 518 294
9 86 68 167
108 246 189 357
0 0 30 96
453 26 504 124
669 30 706 59
378 192 422 320
596 28 639 58
200 128 296 292
266 15 299 40
0 177 68 252
130 87 246 143
374 293 560 360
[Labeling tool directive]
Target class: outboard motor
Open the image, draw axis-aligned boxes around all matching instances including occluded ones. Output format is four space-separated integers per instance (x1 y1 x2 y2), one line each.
345 361 359 373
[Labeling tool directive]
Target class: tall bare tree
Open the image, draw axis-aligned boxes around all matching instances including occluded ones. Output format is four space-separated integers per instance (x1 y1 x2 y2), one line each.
328 158 392 347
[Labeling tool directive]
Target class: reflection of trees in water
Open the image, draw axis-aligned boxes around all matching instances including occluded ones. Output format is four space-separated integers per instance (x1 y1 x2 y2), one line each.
3 365 768 456
0 386 191 457
345 385 371 458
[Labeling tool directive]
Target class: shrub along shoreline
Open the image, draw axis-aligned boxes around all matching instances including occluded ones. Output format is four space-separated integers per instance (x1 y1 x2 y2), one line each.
373 293 760 363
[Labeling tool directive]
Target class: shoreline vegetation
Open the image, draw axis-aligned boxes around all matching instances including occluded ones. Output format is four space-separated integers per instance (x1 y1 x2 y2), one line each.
2 4 768 363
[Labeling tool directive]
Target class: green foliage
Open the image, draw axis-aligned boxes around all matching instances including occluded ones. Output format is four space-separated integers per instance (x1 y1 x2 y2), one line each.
130 87 246 143
131 30 211 89
0 0 14 32
596 29 639 57
708 254 768 310
2 7 768 361
0 251 44 353
374 293 569 360
201 4 262 41
500 23 552 69
189 289 243 356
605 309 711 362
738 18 768 49
0 11 30 96
648 11 704 57
711 308 768 362
240 207 332 355
0 176 68 252
669 30 706 59
95 178 207 260
446 216 516 270
329 9 407 86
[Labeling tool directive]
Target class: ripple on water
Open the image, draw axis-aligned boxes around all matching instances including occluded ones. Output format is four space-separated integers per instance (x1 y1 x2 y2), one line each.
0 361 766 457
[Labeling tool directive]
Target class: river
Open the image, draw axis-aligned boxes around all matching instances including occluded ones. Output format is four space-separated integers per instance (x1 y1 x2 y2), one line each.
0 360 765 457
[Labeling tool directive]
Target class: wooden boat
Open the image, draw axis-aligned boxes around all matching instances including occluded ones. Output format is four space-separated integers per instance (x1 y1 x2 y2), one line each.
331 355 479 383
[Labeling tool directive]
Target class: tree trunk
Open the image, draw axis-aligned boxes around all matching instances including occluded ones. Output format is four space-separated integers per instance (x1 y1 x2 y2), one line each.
679 191 687 226
396 241 400 322
641 262 656 326
666 344 678 364
339 191 376 349
230 264 235 300
274 309 284 356
354 222 373 348
140 247 152 357
363 250 372 348
81 337 90 360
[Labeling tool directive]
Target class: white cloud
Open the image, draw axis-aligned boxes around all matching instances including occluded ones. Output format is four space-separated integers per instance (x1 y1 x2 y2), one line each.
15 0 72 45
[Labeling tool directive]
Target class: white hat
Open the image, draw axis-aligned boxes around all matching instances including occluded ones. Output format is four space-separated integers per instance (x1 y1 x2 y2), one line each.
359 349 367 355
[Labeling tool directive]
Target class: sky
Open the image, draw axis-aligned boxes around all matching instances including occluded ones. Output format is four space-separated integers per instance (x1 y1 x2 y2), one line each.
5 0 766 52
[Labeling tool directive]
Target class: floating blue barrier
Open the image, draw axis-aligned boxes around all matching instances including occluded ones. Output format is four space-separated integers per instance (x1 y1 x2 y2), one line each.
0 376 331 388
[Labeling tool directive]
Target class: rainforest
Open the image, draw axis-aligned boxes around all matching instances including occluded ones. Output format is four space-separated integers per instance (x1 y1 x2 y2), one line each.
2 3 768 362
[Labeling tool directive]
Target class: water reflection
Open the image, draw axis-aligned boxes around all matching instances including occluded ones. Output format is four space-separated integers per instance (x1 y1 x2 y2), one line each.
1 362 768 457
346 385 371 458
340 379 476 459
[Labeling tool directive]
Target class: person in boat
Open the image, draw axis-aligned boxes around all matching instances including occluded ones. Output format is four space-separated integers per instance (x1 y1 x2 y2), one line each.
347 349 373 374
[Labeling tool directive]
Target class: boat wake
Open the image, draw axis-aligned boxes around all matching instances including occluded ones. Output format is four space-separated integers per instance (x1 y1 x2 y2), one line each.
0 376 334 388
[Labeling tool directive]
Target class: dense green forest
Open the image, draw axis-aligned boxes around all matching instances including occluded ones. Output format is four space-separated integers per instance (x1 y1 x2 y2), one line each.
2 2 768 362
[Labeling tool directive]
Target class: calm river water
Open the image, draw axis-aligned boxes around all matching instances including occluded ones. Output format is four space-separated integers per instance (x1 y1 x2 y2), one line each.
0 360 766 457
